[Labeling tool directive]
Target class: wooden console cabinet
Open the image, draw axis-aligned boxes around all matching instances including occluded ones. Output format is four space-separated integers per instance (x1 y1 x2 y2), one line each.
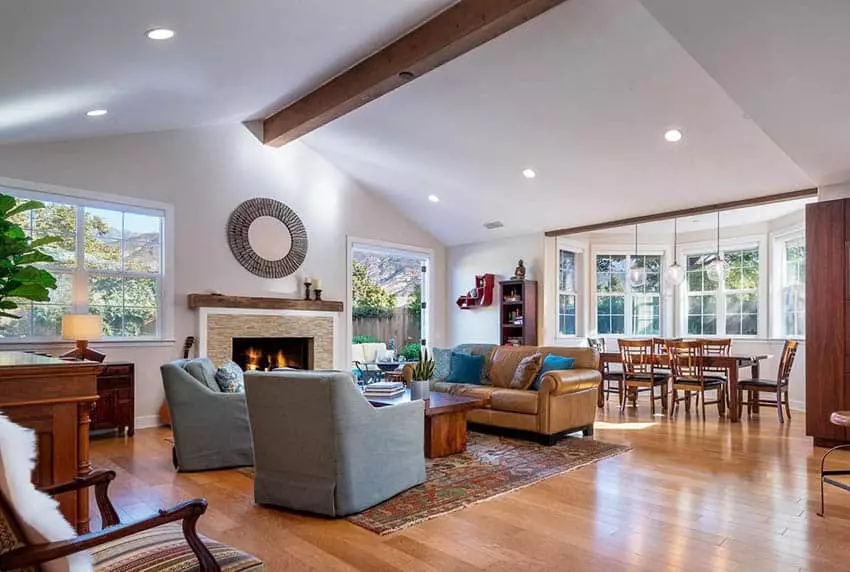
92 362 135 436
0 352 101 533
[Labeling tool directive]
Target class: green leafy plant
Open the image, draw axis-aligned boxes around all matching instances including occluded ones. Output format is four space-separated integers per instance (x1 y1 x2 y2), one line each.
401 342 421 361
0 195 60 319
352 334 380 345
409 348 435 381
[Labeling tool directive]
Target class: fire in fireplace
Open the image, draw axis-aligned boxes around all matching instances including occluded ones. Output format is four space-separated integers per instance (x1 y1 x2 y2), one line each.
231 337 314 371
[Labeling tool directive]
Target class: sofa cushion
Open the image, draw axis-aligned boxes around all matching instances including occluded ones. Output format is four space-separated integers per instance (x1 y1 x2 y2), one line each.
509 352 543 390
445 352 485 384
431 348 452 380
488 346 537 388
490 390 539 415
531 354 575 390
215 361 245 393
536 346 597 370
449 385 496 401
454 344 496 383
185 358 220 392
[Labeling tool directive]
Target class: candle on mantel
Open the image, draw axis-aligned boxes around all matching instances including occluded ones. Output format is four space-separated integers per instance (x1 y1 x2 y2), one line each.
313 278 322 290
303 276 312 285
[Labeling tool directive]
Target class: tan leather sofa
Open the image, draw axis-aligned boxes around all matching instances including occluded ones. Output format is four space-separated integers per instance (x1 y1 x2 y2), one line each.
429 346 601 444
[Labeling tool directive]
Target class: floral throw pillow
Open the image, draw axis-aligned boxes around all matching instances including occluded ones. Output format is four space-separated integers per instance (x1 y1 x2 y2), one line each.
215 361 245 393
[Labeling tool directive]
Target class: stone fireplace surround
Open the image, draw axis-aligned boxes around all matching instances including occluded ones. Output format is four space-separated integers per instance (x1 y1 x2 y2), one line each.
195 307 339 370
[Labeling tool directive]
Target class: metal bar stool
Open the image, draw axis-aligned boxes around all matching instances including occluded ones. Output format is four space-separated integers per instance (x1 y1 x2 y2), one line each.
818 411 850 516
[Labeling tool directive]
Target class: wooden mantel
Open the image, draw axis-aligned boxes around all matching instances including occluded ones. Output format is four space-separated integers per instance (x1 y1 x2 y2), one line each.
187 293 343 313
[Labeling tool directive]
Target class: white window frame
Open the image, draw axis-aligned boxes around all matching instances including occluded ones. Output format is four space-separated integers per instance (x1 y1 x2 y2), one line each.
557 248 579 338
771 226 805 339
0 178 174 343
590 247 665 337
679 236 767 339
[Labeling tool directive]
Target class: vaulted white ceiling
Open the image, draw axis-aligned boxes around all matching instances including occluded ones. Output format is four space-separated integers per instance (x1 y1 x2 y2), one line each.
0 0 453 142
304 0 815 244
2 0 848 246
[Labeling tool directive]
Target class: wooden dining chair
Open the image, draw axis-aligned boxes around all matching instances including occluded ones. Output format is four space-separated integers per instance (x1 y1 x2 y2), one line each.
699 338 733 407
588 337 622 403
737 339 799 423
668 340 727 418
618 338 669 415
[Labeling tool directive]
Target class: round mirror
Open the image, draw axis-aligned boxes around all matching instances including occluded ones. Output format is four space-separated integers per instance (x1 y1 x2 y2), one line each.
248 216 292 261
227 198 308 278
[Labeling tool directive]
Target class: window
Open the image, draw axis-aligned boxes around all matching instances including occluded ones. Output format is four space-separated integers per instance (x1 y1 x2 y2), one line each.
780 236 805 337
685 247 759 337
557 250 577 336
595 254 661 335
1 191 164 340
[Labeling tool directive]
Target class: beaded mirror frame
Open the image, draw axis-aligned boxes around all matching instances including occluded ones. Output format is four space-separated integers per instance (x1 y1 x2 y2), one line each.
227 198 308 278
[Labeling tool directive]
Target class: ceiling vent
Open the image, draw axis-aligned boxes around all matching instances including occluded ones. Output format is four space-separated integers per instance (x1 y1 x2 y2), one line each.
483 221 504 230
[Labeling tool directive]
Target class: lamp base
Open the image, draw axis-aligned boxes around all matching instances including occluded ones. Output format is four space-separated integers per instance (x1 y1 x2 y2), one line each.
60 340 106 363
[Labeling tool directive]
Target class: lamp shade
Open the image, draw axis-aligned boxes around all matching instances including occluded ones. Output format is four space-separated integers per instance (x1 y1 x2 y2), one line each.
61 314 103 341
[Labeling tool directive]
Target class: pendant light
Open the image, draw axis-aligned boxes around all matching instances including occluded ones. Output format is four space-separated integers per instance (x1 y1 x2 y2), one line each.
627 224 647 288
665 218 685 286
705 211 728 283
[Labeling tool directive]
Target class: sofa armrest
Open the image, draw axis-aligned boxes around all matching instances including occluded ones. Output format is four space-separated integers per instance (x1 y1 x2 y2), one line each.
537 369 601 397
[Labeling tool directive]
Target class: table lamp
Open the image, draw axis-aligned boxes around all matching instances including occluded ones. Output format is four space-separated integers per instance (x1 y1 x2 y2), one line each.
60 314 106 362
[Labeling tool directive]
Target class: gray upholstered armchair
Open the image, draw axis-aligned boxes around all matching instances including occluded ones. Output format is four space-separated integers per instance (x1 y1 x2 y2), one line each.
161 358 254 472
244 370 426 516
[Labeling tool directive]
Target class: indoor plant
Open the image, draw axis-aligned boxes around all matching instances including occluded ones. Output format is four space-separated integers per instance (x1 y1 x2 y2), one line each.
409 348 435 401
0 194 60 318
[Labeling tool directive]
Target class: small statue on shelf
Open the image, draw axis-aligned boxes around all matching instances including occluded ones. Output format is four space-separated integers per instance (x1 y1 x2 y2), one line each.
513 259 526 280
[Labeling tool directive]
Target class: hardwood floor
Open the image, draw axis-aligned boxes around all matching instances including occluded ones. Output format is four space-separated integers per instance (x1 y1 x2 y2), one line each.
89 404 850 571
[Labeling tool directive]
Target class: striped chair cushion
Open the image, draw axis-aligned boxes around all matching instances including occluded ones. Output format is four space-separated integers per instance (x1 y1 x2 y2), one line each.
91 523 263 572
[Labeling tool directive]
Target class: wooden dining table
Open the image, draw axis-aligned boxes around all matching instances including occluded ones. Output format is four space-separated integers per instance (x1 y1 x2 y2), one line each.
598 351 771 422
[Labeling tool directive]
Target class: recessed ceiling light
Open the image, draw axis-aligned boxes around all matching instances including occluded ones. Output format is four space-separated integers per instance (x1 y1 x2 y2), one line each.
146 28 175 40
522 168 536 179
428 194 440 203
85 109 108 117
664 129 683 143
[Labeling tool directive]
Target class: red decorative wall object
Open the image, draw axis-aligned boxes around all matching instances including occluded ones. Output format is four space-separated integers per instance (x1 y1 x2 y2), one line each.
456 273 495 310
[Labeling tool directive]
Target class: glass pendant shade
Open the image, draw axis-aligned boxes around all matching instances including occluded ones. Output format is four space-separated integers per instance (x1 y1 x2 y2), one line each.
665 262 685 286
666 218 685 287
705 211 728 283
705 258 728 283
628 265 647 288
629 223 646 288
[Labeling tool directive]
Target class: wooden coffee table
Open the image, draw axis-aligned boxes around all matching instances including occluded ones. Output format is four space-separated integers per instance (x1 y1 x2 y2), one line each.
366 390 488 458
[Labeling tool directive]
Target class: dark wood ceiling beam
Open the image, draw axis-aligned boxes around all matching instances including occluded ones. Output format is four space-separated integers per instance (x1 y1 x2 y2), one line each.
262 0 568 147
544 187 819 237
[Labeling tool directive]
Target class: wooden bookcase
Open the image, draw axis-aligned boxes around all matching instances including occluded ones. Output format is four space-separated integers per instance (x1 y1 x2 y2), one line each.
499 280 538 346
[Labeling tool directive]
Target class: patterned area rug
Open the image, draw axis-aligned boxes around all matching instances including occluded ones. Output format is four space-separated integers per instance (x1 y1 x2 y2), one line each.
240 432 629 535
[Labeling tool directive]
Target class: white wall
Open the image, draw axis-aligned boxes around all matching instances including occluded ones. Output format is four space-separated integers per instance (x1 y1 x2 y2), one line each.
447 234 544 346
0 123 446 426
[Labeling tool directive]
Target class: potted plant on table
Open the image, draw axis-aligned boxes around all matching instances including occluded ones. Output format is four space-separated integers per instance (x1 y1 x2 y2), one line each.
409 348 435 401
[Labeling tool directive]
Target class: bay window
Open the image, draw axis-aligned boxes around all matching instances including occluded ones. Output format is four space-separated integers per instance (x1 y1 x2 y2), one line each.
685 247 759 337
595 253 661 335
1 190 165 340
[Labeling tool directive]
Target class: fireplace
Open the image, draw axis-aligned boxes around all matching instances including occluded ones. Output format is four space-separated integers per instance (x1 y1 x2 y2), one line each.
232 337 314 371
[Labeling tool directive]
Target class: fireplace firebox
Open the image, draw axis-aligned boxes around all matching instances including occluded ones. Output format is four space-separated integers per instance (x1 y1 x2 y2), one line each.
231 337 314 371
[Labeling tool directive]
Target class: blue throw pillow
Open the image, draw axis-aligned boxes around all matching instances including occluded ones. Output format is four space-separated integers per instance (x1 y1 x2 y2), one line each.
215 360 245 393
445 352 485 384
531 354 575 390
